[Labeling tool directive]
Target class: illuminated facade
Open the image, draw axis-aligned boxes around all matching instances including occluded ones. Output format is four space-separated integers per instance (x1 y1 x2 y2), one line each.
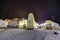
39 20 53 30
0 20 8 27
27 13 37 29
40 20 60 30
18 18 27 29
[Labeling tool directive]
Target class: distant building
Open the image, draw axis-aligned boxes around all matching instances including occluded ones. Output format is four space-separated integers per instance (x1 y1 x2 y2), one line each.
5 19 12 24
52 22 60 30
39 20 60 30
7 20 18 28
27 13 37 29
18 18 27 29
0 19 8 27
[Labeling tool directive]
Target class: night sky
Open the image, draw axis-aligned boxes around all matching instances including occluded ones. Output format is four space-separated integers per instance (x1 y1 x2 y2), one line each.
0 0 60 23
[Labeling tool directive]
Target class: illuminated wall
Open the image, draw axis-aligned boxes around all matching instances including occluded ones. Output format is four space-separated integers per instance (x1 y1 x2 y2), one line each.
18 18 27 29
27 13 37 29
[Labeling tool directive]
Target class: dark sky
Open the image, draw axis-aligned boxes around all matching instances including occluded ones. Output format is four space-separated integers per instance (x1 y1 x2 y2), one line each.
0 0 60 23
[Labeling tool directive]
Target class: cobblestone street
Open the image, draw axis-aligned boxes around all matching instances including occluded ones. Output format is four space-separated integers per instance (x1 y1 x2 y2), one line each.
0 29 60 40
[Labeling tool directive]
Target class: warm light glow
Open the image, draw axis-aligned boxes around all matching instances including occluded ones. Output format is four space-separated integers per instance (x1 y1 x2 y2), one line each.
19 21 24 26
18 19 27 28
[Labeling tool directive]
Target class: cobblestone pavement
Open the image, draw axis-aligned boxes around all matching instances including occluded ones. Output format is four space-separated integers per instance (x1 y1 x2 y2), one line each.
0 29 60 40
44 30 60 40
